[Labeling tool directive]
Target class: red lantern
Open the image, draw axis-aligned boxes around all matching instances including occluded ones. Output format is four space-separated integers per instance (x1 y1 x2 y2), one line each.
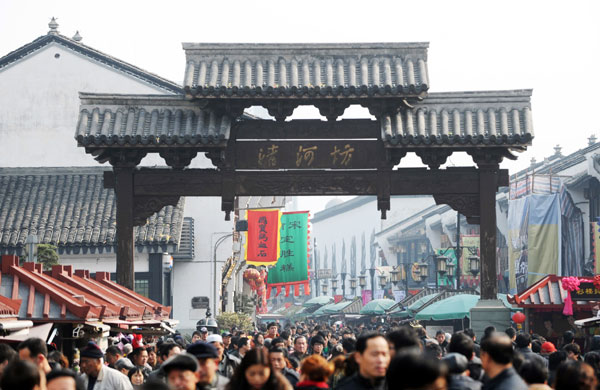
512 312 526 324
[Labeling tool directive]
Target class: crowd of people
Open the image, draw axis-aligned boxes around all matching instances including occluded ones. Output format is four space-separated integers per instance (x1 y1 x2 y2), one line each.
1 320 600 390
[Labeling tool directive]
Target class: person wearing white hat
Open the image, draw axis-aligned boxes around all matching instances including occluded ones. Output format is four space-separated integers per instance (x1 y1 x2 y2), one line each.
207 334 236 378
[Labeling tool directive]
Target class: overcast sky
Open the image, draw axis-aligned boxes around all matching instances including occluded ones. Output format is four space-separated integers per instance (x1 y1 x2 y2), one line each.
1 0 599 212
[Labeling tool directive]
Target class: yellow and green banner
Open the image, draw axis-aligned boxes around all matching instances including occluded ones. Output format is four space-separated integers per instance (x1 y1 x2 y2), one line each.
266 211 310 297
508 194 560 293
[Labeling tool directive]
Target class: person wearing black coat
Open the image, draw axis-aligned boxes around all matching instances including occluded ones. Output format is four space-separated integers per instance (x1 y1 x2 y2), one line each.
480 333 527 390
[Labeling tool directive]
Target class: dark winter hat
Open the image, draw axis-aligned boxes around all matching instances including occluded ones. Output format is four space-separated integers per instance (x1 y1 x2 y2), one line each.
186 341 218 359
442 352 468 374
81 341 104 359
162 353 199 374
310 335 325 346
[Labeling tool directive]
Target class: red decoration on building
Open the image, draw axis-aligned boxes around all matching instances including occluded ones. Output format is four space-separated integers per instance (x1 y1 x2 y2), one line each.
512 312 526 324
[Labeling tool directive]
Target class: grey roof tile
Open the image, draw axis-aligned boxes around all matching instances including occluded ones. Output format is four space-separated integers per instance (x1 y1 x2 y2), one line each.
381 90 533 147
0 168 185 255
75 94 231 147
173 217 194 260
182 43 429 98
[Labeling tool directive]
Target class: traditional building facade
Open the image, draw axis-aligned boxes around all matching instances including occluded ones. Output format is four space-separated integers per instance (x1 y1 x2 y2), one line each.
0 20 236 333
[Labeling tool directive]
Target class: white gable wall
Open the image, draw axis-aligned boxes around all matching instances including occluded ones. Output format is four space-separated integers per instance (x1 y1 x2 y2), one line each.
0 42 173 167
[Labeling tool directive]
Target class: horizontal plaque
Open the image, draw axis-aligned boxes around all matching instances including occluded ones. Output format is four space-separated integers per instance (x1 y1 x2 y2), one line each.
235 140 381 170
571 282 600 301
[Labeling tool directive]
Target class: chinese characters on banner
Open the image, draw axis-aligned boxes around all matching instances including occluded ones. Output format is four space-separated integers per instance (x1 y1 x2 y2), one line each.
266 211 310 297
245 209 281 266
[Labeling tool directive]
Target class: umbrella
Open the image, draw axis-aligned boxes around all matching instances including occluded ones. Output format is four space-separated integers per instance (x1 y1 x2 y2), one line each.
360 299 397 315
390 294 439 319
313 303 338 316
323 300 354 314
303 296 334 307
407 294 439 315
415 294 518 321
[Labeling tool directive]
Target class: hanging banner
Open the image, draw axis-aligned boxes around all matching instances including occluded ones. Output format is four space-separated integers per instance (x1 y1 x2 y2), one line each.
362 290 372 306
266 211 310 295
245 209 281 266
508 194 560 293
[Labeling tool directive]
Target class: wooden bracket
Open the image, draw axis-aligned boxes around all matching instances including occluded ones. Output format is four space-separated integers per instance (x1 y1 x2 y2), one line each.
376 170 391 219
433 194 480 224
133 196 181 226
221 171 235 221
416 149 453 170
314 101 351 121
91 149 147 167
159 149 199 169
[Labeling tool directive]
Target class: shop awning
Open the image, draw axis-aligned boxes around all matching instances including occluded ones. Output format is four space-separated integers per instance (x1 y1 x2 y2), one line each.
415 294 518 321
0 322 52 343
360 299 397 315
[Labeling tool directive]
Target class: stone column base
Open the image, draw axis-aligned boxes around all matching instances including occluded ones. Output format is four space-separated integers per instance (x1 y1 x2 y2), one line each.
469 299 511 340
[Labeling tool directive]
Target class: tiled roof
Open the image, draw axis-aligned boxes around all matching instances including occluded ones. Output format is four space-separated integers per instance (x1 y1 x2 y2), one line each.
0 168 185 255
76 94 231 147
381 90 533 147
182 43 429 98
173 217 194 260
0 33 181 94
0 255 170 322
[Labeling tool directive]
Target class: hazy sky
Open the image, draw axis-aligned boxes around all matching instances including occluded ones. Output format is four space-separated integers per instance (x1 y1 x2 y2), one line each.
1 0 599 212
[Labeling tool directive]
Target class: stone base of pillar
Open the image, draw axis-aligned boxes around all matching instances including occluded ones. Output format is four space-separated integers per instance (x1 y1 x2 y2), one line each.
469 299 511 340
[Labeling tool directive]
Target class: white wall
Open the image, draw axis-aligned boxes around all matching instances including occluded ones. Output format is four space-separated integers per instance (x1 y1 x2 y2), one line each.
172 195 234 333
56 252 149 274
0 42 172 167
312 195 435 295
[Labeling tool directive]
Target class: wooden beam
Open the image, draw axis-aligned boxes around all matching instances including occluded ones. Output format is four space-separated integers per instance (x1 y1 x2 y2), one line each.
11 276 19 300
103 167 507 197
233 119 379 140
26 285 35 318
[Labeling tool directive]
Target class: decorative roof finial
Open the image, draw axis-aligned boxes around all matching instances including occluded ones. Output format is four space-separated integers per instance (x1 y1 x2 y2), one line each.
589 134 597 147
553 144 562 157
48 17 59 35
72 30 82 42
530 157 536 166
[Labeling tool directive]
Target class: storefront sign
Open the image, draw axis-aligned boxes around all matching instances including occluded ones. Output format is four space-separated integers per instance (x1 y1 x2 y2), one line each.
571 282 600 300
